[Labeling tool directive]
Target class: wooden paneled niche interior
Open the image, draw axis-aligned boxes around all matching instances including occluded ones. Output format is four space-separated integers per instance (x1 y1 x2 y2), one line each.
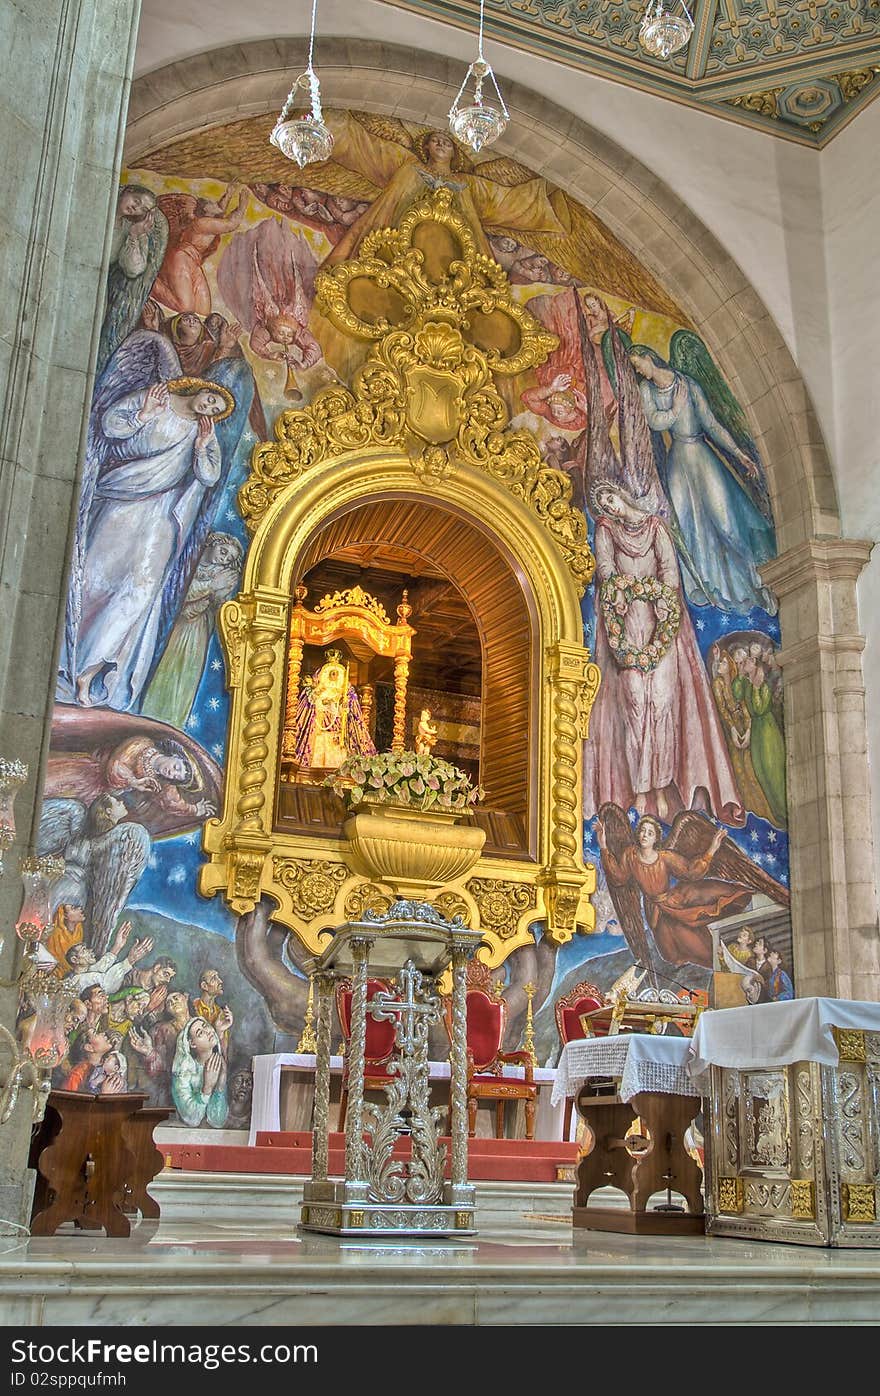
276 498 533 860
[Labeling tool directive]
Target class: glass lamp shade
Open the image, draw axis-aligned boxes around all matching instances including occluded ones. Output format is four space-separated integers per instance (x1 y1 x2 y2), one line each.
449 101 507 154
27 972 72 1070
16 855 63 949
270 69 333 168
0 758 27 874
449 59 509 154
270 115 333 167
639 0 694 57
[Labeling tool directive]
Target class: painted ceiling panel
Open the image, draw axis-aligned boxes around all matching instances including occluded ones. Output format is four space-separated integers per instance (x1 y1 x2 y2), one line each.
378 0 880 143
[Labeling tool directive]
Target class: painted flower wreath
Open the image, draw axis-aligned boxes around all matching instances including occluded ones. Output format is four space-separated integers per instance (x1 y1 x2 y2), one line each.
600 573 681 672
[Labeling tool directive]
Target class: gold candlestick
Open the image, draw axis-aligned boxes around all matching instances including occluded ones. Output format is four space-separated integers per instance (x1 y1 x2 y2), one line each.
296 974 319 1054
522 981 537 1067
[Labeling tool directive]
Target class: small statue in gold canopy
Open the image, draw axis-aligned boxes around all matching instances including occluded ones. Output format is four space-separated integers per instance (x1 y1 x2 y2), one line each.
414 707 438 756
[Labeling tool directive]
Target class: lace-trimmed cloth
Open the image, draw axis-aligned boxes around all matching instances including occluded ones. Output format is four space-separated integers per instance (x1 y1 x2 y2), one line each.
551 1034 701 1106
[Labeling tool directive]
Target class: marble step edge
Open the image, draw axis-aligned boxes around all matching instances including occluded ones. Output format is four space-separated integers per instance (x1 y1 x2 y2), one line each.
151 1169 576 1217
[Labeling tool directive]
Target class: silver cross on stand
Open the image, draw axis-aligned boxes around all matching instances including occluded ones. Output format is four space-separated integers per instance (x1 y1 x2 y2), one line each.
370 959 442 1056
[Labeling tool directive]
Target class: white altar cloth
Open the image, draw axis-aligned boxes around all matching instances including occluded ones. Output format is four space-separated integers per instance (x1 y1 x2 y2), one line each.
687 997 880 1080
552 1034 700 1106
250 1052 564 1144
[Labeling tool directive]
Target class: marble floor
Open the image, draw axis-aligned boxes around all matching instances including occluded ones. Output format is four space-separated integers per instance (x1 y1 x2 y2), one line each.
1 1172 878 1326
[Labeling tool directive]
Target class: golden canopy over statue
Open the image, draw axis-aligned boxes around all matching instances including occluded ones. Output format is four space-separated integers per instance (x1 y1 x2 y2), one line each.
280 585 415 782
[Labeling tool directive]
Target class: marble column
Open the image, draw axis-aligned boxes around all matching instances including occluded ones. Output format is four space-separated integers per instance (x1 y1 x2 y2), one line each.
0 0 141 1231
762 539 880 1001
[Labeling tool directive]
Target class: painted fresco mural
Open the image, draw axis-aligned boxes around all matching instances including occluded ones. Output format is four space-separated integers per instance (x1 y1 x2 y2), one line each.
37 110 792 1125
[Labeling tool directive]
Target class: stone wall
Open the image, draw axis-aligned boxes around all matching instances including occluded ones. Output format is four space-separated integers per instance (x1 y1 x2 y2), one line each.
0 0 140 1230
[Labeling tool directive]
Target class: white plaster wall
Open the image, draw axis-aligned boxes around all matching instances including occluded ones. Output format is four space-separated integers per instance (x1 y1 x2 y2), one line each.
821 98 880 896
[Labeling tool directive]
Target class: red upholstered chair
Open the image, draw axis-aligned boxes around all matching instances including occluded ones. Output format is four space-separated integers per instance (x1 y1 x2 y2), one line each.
335 978 398 1132
554 979 604 1139
443 960 536 1141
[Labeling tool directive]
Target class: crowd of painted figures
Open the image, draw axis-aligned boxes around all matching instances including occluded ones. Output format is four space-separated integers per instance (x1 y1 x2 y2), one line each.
32 111 794 1120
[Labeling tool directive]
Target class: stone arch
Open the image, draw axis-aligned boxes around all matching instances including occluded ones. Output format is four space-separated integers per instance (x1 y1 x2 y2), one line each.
126 37 840 552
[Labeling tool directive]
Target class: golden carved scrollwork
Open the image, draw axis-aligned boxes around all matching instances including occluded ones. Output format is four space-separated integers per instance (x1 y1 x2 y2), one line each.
238 188 593 595
343 881 394 921
432 891 470 924
834 1028 867 1062
229 849 266 911
466 878 537 940
272 859 348 921
789 1180 815 1220
729 89 781 119
718 1177 744 1214
218 600 250 690
314 586 390 624
835 69 878 103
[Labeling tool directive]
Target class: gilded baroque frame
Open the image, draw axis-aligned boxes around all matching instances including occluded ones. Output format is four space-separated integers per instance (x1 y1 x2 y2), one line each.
199 189 600 967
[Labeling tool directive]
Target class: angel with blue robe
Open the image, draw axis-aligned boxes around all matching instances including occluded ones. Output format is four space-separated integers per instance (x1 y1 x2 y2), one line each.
58 331 251 713
627 333 777 616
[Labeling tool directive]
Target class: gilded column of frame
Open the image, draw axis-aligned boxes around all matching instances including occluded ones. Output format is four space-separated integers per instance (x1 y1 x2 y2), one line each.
542 642 600 944
392 654 409 753
549 671 580 872
222 596 288 913
236 623 283 833
281 634 305 761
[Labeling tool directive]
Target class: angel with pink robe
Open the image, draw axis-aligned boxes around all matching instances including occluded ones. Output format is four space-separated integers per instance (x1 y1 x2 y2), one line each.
216 218 324 401
584 481 744 827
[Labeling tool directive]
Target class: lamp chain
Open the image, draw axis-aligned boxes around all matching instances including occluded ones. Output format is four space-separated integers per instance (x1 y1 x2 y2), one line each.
307 0 319 74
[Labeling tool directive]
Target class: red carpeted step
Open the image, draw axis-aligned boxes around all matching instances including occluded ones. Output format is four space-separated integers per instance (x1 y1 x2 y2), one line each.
164 1133 578 1183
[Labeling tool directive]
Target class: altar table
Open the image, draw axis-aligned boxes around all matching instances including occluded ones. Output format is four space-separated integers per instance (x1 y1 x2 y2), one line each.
693 997 880 1247
251 1052 564 1145
554 1035 705 1235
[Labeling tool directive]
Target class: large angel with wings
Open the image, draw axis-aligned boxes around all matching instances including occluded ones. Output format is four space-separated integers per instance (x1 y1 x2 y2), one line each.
596 804 790 971
216 217 323 400
57 331 239 712
37 795 150 958
626 332 777 615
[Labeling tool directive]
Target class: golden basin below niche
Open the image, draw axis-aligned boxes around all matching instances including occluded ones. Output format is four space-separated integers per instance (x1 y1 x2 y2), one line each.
341 802 486 900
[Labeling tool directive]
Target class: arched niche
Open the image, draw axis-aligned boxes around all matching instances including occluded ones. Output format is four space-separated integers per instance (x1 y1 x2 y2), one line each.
286 496 535 855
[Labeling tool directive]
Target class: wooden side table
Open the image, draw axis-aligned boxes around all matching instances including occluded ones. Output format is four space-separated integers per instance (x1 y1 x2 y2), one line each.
554 1035 705 1236
29 1090 171 1237
573 1085 704 1235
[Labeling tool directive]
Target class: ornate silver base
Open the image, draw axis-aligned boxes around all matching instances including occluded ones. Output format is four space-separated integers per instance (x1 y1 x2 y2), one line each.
302 910 482 1241
300 1180 476 1236
706 1030 880 1247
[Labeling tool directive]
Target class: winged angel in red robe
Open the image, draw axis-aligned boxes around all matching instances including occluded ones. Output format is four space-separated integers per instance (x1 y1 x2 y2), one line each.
596 803 790 972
